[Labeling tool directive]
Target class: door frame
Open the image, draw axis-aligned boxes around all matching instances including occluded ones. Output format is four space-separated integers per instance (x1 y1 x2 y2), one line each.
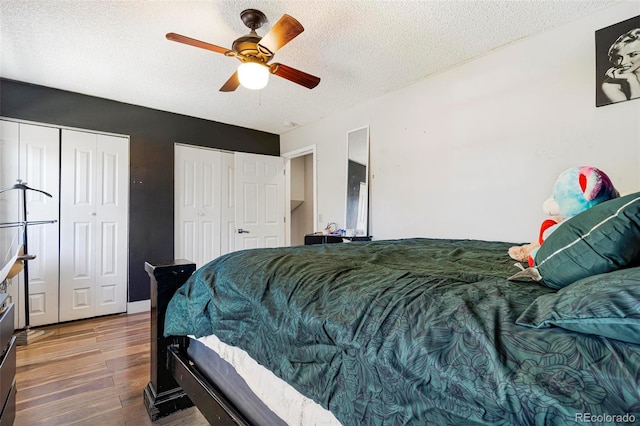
281 145 317 246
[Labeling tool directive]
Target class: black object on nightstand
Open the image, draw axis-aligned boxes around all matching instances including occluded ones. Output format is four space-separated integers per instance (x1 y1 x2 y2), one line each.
0 293 16 425
304 234 372 245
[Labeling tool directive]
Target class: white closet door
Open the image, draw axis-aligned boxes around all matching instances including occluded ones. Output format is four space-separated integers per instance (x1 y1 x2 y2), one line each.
60 129 128 321
0 120 60 327
19 123 60 326
0 121 21 327
0 120 20 260
175 147 285 265
94 133 128 316
234 152 285 250
175 145 222 268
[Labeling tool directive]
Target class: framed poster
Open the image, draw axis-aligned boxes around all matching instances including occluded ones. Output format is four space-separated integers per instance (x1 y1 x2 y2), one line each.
595 15 640 107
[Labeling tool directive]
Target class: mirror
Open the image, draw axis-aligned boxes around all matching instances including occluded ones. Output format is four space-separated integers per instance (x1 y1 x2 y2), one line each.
345 126 369 236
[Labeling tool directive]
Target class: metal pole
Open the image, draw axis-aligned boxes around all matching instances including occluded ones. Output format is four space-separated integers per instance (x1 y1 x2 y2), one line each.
21 186 30 330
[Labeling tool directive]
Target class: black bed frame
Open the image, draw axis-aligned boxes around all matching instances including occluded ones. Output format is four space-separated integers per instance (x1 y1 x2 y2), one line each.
143 259 252 425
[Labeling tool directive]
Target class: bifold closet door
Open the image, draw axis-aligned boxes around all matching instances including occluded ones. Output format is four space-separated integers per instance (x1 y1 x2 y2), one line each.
0 121 20 325
59 129 129 322
174 145 222 268
0 120 60 328
174 146 285 266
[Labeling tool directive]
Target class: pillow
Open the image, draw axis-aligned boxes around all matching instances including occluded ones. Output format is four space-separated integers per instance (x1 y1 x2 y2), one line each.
516 266 640 344
533 191 640 289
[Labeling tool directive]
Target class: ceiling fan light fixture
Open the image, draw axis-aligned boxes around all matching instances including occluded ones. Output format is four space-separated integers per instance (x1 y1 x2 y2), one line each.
237 62 269 90
167 10 319 92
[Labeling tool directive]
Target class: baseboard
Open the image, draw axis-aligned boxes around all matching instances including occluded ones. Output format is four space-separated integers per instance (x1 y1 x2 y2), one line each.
127 299 150 314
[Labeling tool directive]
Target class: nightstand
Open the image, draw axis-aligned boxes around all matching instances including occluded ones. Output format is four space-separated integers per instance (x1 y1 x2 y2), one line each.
304 234 372 245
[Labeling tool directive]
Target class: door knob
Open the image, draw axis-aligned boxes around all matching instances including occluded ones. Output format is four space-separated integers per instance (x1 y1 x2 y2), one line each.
237 228 250 234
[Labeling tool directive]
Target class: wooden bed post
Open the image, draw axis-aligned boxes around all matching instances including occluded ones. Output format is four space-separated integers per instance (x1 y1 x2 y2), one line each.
143 259 196 420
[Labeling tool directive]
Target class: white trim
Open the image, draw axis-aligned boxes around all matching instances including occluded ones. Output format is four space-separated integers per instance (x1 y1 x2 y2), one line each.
345 126 369 236
174 142 234 154
281 145 316 159
281 145 318 246
0 116 129 139
127 299 150 314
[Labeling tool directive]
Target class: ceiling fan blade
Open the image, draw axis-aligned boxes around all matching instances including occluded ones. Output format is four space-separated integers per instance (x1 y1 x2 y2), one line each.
258 15 304 54
269 63 320 89
220 71 240 92
166 32 230 55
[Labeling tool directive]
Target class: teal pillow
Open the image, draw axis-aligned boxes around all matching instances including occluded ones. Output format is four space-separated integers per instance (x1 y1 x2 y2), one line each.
516 267 640 344
534 191 640 289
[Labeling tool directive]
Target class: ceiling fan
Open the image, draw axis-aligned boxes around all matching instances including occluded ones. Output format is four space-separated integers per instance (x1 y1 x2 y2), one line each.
166 9 321 92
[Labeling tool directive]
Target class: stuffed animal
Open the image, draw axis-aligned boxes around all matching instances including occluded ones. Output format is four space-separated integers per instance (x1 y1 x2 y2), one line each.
508 166 619 266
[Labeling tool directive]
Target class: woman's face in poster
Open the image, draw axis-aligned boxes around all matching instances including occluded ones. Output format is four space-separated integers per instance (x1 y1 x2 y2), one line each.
611 39 640 74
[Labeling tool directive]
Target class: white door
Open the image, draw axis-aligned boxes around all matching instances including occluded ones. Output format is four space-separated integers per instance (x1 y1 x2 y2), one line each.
0 121 20 265
18 123 60 326
234 152 285 250
59 129 129 321
0 120 60 327
174 145 222 268
0 121 21 327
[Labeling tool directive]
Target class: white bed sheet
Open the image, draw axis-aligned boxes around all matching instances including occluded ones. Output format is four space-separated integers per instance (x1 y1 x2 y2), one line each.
196 334 342 426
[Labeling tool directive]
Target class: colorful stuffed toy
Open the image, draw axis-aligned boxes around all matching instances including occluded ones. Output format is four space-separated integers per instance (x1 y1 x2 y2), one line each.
508 166 619 266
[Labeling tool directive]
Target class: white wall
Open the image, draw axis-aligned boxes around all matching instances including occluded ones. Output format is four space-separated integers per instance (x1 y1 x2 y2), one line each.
281 1 640 244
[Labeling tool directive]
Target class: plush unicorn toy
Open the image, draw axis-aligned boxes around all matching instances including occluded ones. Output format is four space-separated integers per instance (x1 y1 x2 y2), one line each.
508 166 619 266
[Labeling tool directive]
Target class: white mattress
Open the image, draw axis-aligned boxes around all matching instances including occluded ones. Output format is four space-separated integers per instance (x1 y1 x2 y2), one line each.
196 334 342 426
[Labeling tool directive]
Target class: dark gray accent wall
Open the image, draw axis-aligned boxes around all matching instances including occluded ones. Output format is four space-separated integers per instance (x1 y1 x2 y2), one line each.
0 78 279 302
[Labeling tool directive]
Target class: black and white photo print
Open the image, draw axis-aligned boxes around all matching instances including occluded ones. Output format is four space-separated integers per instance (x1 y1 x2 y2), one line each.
595 15 640 107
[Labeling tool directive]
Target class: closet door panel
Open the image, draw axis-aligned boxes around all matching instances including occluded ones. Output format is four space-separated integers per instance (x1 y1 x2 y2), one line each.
175 145 221 268
17 123 59 327
70 219 93 314
100 222 117 275
68 220 94 316
201 220 217 265
23 224 54 323
0 121 20 327
0 122 20 277
73 150 93 206
73 221 93 278
94 134 128 316
175 151 198 264
96 219 119 313
180 221 197 264
199 153 221 265
60 130 96 321
96 217 123 315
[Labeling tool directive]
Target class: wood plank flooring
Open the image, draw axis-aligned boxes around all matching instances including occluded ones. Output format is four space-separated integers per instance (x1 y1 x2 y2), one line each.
14 312 209 426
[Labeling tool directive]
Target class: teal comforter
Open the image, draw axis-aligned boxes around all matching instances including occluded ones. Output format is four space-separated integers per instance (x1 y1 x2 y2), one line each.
165 238 640 425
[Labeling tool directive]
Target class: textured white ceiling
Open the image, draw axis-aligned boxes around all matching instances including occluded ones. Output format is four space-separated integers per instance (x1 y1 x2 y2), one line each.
0 0 615 135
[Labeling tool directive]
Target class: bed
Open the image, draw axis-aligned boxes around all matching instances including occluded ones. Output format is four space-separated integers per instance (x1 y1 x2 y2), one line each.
145 192 640 425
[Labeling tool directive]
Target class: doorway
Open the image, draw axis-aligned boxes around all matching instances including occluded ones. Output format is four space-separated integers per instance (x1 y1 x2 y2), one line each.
283 145 317 246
